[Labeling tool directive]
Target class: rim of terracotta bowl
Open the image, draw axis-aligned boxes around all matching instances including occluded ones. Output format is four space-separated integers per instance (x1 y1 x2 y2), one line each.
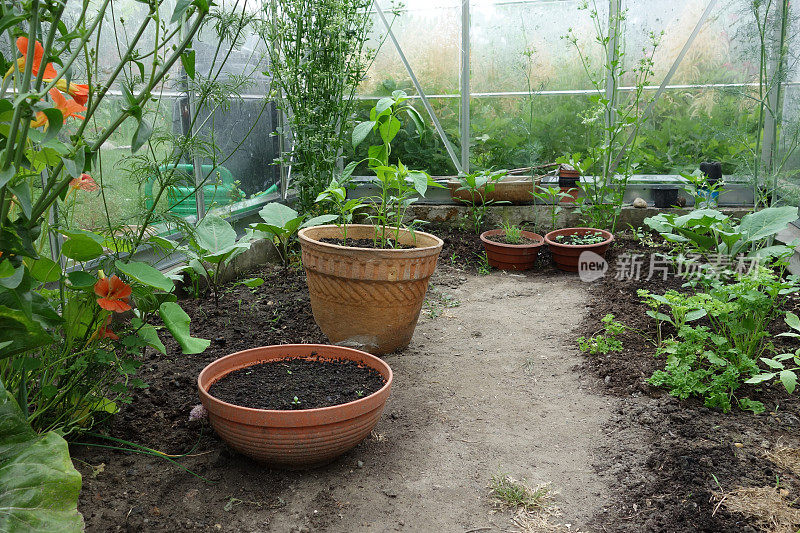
544 227 614 248
298 224 443 255
480 229 545 249
198 344 393 427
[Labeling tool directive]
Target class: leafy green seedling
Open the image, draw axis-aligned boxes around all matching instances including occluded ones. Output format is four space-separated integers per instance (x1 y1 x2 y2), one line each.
251 203 338 266
747 311 800 394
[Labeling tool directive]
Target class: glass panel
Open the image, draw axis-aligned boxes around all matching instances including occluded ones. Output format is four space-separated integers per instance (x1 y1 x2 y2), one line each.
470 0 605 93
361 0 461 96
623 0 756 85
632 87 757 175
469 94 594 170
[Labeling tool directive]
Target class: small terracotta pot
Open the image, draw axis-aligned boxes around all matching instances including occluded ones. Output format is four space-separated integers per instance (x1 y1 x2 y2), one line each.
544 227 614 272
480 230 544 271
198 344 393 468
298 225 443 355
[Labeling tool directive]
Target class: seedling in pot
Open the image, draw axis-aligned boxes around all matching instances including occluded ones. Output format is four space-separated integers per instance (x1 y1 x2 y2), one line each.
501 222 523 244
316 167 368 242
291 396 302 408
554 231 606 246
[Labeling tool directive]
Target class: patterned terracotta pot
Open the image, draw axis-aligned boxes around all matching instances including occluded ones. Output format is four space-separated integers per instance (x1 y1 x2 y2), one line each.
198 344 393 468
544 227 614 272
298 225 443 355
480 229 544 271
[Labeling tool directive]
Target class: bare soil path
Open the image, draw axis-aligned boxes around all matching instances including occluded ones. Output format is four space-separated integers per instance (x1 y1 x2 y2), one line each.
257 270 613 532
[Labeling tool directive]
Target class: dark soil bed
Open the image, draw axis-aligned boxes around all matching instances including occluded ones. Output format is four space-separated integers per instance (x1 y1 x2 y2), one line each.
208 358 386 410
319 237 414 249
583 234 800 533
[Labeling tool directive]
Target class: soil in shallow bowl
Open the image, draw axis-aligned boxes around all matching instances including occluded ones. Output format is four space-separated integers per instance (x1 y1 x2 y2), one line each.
544 227 614 272
479 229 545 271
198 344 393 469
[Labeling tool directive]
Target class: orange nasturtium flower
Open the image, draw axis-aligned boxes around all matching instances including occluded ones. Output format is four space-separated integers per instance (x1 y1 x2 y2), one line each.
70 173 98 192
31 88 86 129
94 275 132 313
91 317 119 341
96 326 119 340
12 37 58 79
54 79 89 106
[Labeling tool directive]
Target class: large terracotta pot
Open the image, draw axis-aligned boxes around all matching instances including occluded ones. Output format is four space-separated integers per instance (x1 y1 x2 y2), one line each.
198 344 393 468
544 227 614 272
480 229 544 271
447 175 542 205
298 225 443 355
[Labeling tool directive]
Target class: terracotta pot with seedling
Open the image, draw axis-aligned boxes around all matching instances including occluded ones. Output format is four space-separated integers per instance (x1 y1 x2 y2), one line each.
480 222 544 271
544 227 614 272
298 91 444 355
198 344 392 468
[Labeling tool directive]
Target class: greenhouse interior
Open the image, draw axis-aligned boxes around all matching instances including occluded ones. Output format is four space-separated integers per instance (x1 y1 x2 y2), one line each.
3 0 800 531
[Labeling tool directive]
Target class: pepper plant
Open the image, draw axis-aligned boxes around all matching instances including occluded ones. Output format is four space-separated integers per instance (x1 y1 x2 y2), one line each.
350 90 442 247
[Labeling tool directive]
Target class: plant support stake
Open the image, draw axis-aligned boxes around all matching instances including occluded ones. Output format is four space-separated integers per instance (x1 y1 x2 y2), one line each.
374 2 463 174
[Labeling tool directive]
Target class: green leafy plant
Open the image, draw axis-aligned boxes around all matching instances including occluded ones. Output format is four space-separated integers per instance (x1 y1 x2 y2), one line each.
747 312 800 394
171 215 253 304
638 289 708 347
349 90 443 247
452 169 508 233
531 185 573 232
564 4 662 232
554 231 606 245
578 313 625 355
0 379 83 532
501 222 523 244
644 206 798 261
645 269 797 412
259 0 386 213
250 203 337 266
315 167 368 242
475 251 491 275
649 325 763 413
680 170 725 209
